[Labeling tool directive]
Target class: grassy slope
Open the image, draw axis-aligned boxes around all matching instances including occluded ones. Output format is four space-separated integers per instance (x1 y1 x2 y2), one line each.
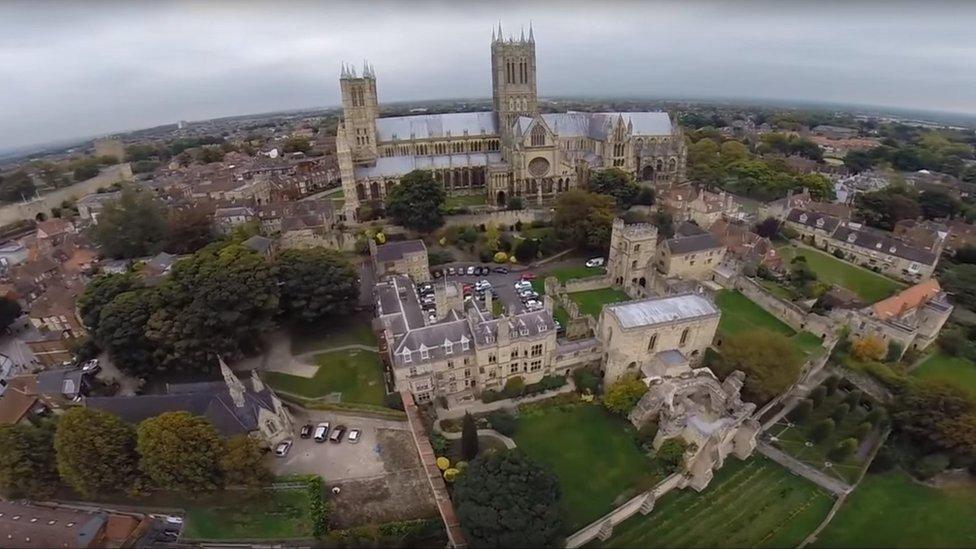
815 470 976 548
183 489 313 540
514 405 663 530
911 352 976 398
289 318 377 355
777 245 903 303
569 288 631 318
715 290 824 356
264 349 386 405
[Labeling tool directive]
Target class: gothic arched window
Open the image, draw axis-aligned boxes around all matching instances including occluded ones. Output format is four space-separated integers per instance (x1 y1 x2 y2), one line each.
531 125 546 147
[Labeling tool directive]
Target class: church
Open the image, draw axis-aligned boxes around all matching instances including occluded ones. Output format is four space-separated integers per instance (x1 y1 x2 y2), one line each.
336 25 687 221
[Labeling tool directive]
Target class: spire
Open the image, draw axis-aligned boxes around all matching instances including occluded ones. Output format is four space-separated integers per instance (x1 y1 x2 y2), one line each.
520 26 525 42
498 21 503 41
219 356 246 408
529 22 534 43
492 26 495 42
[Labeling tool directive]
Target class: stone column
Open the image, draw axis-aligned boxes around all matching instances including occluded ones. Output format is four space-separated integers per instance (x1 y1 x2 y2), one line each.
640 491 656 515
597 519 614 541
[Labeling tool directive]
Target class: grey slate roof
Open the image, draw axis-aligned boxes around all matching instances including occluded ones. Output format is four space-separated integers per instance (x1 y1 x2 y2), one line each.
375 240 427 262
242 235 273 254
606 294 719 329
541 111 674 139
375 112 498 141
354 152 502 179
666 223 723 255
786 208 841 233
471 310 554 346
393 319 475 367
833 224 938 265
36 368 85 398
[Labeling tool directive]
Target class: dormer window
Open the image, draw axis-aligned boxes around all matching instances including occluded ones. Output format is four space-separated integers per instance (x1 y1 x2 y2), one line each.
401 349 412 363
520 326 529 336
875 242 882 249
443 340 453 355
847 233 857 243
815 218 824 228
889 246 897 253
799 213 808 223
461 337 470 351
420 346 429 360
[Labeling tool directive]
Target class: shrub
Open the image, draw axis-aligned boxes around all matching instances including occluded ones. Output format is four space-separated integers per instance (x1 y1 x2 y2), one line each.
507 196 524 210
810 386 827 406
429 433 449 455
444 468 460 483
844 389 863 408
523 375 566 397
603 374 649 415
867 407 887 426
487 411 517 437
493 251 509 264
428 249 455 265
885 341 904 362
913 453 951 480
308 477 330 538
502 376 525 399
572 368 601 395
828 438 858 462
479 249 494 262
436 457 450 471
384 392 404 411
824 376 840 395
870 446 896 473
791 399 814 423
831 403 851 422
656 438 689 473
480 389 499 403
851 336 887 362
854 421 872 439
811 418 835 442
832 248 845 259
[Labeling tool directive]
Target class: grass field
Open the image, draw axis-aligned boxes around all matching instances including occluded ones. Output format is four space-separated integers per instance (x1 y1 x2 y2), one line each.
814 469 976 548
569 288 632 318
777 244 903 303
911 352 976 398
530 264 608 293
514 404 664 530
289 318 377 355
597 457 833 548
715 290 824 356
264 348 386 405
183 489 313 540
445 194 487 208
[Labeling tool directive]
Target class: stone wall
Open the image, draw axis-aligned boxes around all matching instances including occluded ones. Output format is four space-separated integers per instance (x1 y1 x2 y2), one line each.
0 164 132 226
734 276 835 339
441 208 546 229
280 229 358 251
563 274 613 294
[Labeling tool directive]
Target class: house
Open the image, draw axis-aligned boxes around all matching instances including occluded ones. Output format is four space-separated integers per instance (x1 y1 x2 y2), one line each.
784 208 842 247
242 235 275 257
35 218 76 248
708 219 782 271
141 252 177 280
0 375 47 425
812 125 859 140
657 184 739 227
27 279 84 337
37 368 90 402
0 240 29 267
892 219 948 254
86 359 294 446
656 222 725 280
372 239 430 282
946 220 976 253
0 501 152 548
829 223 938 282
76 191 121 224
0 369 83 426
213 206 256 234
760 188 851 221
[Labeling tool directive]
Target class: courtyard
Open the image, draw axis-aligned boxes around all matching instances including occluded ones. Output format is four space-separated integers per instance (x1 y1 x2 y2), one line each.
776 244 904 303
263 348 387 406
911 352 976 398
596 456 834 548
565 287 632 318
514 404 665 530
530 263 608 294
715 290 825 357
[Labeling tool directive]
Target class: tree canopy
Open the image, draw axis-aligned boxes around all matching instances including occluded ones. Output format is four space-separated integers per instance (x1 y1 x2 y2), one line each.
715 329 803 404
78 272 142 332
893 380 976 462
275 247 359 323
95 289 159 377
454 450 564 548
587 168 640 208
54 407 138 496
219 435 272 489
0 296 21 331
0 171 35 203
385 170 446 232
91 187 168 259
604 374 649 415
553 190 615 251
137 412 223 492
0 421 59 498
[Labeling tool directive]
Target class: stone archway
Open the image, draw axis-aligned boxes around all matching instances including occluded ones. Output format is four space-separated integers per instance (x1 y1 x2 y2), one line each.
370 181 380 199
497 191 506 207
641 165 655 181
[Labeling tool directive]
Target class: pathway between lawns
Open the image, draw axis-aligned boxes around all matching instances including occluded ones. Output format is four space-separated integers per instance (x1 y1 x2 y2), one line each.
269 344 381 379
757 441 852 496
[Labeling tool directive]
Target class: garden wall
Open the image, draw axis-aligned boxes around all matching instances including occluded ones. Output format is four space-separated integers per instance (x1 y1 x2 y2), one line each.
563 274 613 293
734 277 835 339
0 164 132 225
565 473 685 548
442 208 546 229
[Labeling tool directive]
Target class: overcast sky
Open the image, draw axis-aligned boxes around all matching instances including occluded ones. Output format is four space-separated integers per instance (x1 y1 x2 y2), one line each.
2 0 976 150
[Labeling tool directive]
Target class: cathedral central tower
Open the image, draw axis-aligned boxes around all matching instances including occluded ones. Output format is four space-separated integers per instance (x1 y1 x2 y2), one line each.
491 23 538 148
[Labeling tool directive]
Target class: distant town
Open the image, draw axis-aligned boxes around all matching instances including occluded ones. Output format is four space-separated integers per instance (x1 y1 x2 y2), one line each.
1 24 976 549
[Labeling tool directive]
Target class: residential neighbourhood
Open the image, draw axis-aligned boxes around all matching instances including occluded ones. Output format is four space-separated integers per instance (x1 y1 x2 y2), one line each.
2 4 976 548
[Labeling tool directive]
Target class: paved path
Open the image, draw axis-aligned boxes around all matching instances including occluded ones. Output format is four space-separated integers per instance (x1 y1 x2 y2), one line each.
757 441 852 496
437 428 517 449
435 379 577 419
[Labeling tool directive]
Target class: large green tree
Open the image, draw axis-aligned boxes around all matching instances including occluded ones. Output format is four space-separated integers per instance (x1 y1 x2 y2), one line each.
146 244 278 371
0 296 21 331
0 170 35 203
219 435 272 489
893 380 976 460
275 247 359 323
137 412 223 492
78 272 142 332
587 168 640 208
461 412 479 461
54 407 138 496
553 190 615 251
715 329 803 404
940 264 976 310
91 187 168 258
385 170 446 232
0 421 59 498
604 374 649 415
95 289 159 377
454 450 564 547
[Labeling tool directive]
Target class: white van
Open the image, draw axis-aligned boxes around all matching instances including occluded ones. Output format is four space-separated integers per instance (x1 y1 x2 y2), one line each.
313 422 330 442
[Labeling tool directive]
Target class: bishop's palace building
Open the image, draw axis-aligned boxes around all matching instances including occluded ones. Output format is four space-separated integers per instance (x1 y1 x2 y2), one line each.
336 26 687 221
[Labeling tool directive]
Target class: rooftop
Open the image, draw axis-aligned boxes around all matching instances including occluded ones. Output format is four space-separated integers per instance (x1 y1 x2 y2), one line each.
872 278 943 320
374 239 427 263
606 293 719 329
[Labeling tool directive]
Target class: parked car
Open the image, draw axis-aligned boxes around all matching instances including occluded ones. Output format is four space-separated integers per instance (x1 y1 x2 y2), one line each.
521 272 537 280
81 359 101 375
493 267 510 274
585 257 606 268
431 269 443 279
475 279 491 291
525 299 542 310
274 440 293 457
514 280 532 291
313 422 330 442
466 266 476 276
480 266 492 275
299 424 313 438
347 428 362 443
418 282 433 293
447 267 456 276
329 425 347 443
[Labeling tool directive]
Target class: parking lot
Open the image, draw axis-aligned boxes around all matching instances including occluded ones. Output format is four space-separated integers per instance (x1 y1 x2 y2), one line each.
270 409 438 527
431 263 542 316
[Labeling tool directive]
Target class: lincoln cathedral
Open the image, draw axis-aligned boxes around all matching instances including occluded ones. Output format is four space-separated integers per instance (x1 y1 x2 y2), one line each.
336 25 687 220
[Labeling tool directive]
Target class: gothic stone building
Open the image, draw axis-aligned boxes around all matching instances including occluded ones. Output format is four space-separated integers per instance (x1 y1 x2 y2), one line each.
336 25 686 220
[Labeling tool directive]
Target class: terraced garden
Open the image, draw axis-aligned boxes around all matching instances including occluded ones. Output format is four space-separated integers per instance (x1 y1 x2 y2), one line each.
776 244 903 303
596 457 833 548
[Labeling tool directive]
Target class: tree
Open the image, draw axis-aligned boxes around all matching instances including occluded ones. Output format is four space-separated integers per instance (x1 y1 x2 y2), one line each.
636 186 655 206
604 374 648 415
796 173 834 201
197 146 225 164
454 451 564 548
893 380 976 459
656 437 689 473
507 196 524 210
147 244 279 372
282 135 312 154
461 413 479 461
487 411 517 437
942 264 976 310
715 329 802 404
824 376 841 395
792 399 814 423
844 150 877 173
811 418 836 442
828 438 858 462
587 168 640 208
78 273 142 332
95 289 159 377
137 412 223 492
919 190 960 220
851 336 887 362
0 171 35 203
0 421 59 498
220 435 272 489
54 407 138 496
754 217 781 239
91 187 168 258
514 238 540 262
385 170 446 232
831 403 851 422
275 248 359 323
553 190 615 251
164 208 215 254
0 296 21 331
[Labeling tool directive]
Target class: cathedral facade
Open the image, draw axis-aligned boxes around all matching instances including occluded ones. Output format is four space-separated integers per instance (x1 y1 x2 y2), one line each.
336 25 687 220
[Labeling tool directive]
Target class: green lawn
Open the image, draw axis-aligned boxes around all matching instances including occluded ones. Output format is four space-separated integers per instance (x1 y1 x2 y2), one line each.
183 488 314 540
715 290 824 356
569 288 631 318
814 469 976 548
531 264 607 293
777 245 903 303
911 352 976 398
445 194 487 208
289 317 377 355
263 348 386 405
597 457 833 548
514 405 665 530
